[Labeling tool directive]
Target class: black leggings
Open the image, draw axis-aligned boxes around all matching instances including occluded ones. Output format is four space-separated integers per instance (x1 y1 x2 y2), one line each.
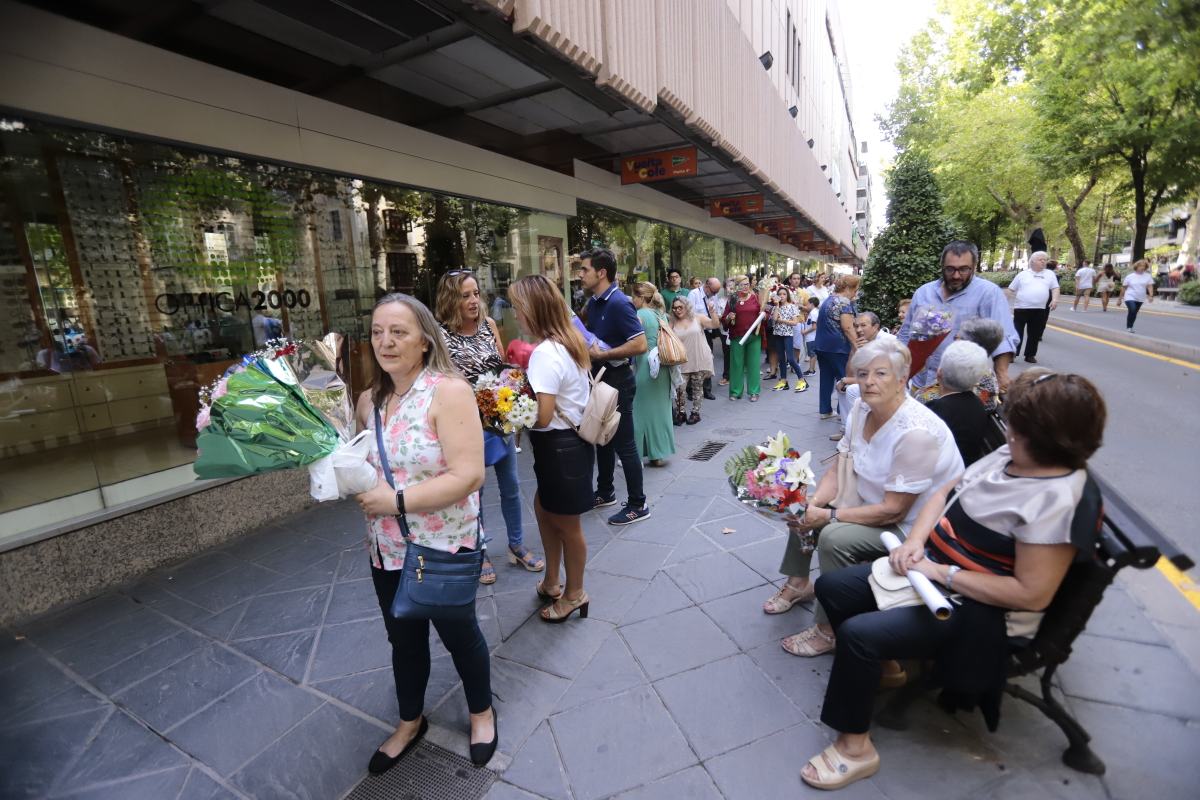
371 563 492 722
1125 301 1143 329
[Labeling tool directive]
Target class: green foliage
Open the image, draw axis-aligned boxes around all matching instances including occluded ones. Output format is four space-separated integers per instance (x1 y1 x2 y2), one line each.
1179 281 1200 306
861 153 957 328
723 445 762 490
976 271 1018 289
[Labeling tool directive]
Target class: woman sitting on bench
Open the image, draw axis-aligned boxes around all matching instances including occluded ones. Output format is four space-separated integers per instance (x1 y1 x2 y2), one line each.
801 369 1106 790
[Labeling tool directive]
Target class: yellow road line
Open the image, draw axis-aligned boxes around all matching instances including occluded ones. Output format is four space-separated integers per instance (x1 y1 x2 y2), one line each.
1045 325 1200 370
1157 557 1200 611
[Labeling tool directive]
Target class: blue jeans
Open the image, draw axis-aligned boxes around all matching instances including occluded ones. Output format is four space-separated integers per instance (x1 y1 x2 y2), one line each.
815 350 849 414
773 331 804 381
481 433 523 549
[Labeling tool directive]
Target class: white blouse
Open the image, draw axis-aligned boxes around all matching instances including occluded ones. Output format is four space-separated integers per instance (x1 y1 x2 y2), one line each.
838 396 965 531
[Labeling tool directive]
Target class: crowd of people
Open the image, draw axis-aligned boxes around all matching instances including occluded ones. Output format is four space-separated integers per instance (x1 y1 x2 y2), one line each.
347 240 1109 793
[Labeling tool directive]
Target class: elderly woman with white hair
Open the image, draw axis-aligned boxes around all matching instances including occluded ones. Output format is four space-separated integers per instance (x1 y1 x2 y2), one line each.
762 338 964 659
926 341 993 466
1006 251 1059 364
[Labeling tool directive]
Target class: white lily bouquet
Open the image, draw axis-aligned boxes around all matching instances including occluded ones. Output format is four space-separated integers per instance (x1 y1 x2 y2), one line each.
724 432 817 543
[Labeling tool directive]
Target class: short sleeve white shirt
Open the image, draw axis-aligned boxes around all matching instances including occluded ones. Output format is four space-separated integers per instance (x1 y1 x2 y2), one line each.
527 340 590 431
1010 269 1059 309
1122 271 1155 303
804 308 819 342
1074 266 1096 289
837 397 965 532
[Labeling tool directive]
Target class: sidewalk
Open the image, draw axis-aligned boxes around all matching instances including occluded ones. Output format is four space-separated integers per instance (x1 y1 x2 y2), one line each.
4 372 1200 800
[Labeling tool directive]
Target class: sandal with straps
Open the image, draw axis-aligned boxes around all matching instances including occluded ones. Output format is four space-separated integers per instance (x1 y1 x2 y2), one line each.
762 584 815 615
540 592 589 623
479 558 497 585
535 581 563 603
801 743 880 790
781 625 836 657
507 545 545 572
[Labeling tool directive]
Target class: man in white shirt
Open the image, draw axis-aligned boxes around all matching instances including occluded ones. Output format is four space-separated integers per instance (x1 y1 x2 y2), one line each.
689 277 725 399
1073 260 1097 312
1006 251 1059 363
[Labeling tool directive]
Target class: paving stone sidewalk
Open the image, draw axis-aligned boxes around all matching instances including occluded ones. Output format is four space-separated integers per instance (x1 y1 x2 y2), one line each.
3 372 1200 799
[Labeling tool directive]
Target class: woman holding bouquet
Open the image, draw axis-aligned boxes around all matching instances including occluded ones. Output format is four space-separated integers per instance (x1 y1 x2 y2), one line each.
761 339 962 659
436 271 544 584
508 275 595 623
353 293 496 772
799 370 1105 789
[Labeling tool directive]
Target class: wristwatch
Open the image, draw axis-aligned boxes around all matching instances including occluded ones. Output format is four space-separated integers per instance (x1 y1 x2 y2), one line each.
828 507 838 524
946 565 962 591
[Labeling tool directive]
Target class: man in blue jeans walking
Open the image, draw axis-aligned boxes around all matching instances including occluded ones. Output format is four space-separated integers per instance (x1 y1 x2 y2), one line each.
578 249 651 525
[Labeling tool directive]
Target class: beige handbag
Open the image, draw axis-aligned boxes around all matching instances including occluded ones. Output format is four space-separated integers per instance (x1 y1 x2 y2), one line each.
831 403 861 510
654 314 689 367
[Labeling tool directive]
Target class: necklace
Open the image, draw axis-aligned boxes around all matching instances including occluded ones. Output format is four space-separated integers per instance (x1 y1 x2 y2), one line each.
387 369 423 418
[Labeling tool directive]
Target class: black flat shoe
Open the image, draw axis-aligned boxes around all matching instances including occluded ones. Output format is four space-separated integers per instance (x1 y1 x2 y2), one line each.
368 717 428 775
470 709 498 767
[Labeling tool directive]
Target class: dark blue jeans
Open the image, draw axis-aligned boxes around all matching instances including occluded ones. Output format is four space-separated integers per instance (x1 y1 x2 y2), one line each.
371 564 491 721
595 365 645 508
815 350 849 414
773 331 805 381
480 434 522 549
1125 300 1143 329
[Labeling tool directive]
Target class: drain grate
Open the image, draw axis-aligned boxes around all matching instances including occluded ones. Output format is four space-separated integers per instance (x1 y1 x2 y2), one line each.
344 741 495 800
688 440 731 462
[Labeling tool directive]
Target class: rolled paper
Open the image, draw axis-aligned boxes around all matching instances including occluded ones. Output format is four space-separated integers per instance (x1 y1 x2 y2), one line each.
738 312 767 345
880 531 953 620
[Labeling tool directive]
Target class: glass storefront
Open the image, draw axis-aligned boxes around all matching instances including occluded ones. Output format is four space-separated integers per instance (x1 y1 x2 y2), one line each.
0 114 807 542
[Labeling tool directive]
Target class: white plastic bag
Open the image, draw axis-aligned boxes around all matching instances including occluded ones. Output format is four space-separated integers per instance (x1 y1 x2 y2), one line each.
333 429 379 496
647 346 661 380
308 454 339 502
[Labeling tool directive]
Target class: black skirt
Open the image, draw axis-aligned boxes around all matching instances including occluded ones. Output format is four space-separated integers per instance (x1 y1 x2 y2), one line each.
528 428 595 515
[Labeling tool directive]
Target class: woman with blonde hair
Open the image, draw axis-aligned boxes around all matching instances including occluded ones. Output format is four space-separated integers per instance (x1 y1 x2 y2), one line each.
353 293 495 771
435 270 543 585
669 292 721 424
507 275 595 623
630 282 676 465
813 274 860 419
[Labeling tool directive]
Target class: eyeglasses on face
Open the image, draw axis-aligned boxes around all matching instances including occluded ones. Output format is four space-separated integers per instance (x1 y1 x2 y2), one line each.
942 265 973 275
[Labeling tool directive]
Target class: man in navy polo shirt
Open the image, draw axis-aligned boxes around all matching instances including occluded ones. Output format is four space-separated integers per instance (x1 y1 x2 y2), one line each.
579 249 651 525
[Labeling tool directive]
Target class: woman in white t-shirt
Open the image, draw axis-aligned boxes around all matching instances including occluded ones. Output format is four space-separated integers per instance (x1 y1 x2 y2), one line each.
508 275 594 623
1005 251 1059 364
1072 262 1096 312
1121 259 1156 333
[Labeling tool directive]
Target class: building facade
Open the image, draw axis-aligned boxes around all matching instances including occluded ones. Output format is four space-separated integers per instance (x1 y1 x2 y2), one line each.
0 0 864 617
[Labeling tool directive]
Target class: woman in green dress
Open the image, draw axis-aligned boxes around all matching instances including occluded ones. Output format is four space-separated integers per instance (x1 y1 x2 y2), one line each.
630 282 677 467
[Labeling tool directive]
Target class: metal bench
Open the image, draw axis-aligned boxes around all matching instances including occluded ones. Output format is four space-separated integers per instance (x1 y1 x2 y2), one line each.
876 412 1172 775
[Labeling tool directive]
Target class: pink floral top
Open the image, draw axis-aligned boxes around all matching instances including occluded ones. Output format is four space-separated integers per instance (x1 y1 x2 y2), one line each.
365 369 481 570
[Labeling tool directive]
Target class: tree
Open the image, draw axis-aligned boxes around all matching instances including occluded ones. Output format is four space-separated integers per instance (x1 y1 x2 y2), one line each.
860 153 958 327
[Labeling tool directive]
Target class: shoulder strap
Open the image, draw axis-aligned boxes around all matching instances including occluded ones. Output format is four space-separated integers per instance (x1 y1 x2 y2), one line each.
374 405 394 490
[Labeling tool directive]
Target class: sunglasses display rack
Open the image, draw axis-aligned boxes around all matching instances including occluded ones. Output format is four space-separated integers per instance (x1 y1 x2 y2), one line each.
58 157 154 362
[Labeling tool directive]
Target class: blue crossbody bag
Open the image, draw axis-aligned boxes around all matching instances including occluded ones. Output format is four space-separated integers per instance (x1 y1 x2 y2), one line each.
374 406 484 620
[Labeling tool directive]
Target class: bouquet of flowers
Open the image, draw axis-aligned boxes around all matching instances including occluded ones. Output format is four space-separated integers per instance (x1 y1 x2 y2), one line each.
906 304 954 379
194 335 378 501
724 431 816 521
474 367 539 435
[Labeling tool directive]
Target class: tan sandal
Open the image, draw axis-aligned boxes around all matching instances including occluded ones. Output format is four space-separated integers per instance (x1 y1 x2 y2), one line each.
762 584 814 615
801 744 880 790
781 625 835 657
540 592 589 623
879 661 907 690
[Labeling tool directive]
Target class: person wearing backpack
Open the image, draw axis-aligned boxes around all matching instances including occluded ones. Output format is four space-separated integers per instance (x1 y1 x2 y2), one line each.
508 275 596 623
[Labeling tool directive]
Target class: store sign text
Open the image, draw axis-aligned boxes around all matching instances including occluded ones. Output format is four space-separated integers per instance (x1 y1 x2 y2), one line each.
155 288 313 315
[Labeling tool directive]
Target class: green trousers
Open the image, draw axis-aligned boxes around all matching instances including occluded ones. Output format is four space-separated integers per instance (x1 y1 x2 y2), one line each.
728 336 761 398
779 521 895 626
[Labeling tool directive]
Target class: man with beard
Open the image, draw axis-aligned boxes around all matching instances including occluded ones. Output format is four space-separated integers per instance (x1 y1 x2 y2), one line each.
896 241 1018 400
